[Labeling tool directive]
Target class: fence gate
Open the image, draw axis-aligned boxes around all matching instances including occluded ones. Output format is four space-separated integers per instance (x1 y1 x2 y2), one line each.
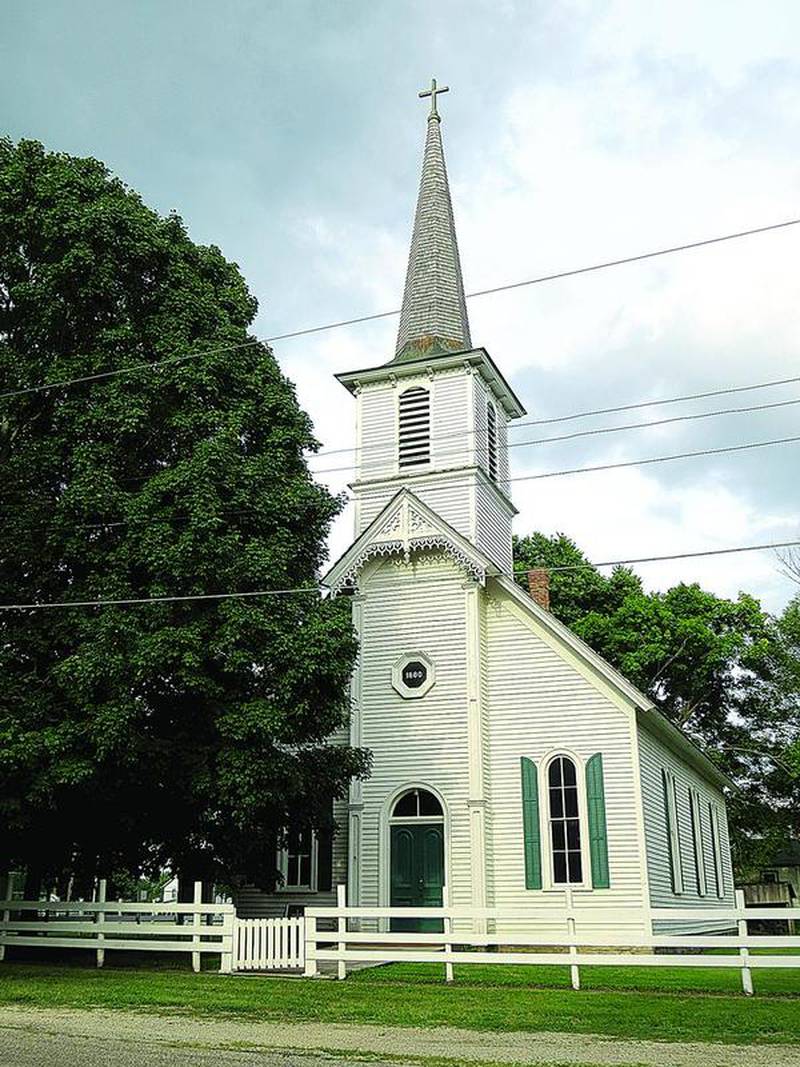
233 917 304 971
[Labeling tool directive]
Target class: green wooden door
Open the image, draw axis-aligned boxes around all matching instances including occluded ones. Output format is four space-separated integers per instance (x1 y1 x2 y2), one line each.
390 824 444 932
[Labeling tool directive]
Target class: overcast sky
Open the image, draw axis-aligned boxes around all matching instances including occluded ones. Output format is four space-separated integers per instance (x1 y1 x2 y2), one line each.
3 1 799 612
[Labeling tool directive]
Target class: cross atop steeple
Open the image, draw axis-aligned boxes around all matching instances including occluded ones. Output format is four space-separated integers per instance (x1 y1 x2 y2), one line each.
419 78 449 120
393 80 471 362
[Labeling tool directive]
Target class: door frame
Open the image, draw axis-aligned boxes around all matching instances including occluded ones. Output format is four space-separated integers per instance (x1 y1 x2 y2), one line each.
380 783 450 923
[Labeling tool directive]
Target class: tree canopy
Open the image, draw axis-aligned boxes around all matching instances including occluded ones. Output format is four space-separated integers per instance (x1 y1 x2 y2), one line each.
0 138 369 890
514 532 800 871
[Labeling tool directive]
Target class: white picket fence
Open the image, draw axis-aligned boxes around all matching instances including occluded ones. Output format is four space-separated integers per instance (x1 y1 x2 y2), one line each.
0 880 235 973
5 880 798 989
305 887 800 994
233 917 304 971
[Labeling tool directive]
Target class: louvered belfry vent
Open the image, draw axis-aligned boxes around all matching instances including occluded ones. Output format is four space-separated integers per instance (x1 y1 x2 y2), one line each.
487 401 498 480
398 386 431 468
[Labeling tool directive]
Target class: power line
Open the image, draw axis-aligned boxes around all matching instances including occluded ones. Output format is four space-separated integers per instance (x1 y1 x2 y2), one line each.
9 430 800 537
0 586 321 611
464 218 800 300
311 394 800 476
2 538 798 611
511 539 800 574
313 373 800 460
511 395 800 451
0 339 264 401
500 433 800 484
3 217 798 401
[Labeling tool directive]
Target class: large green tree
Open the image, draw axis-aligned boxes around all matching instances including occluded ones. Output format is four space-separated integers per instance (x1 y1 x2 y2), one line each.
0 139 369 890
514 532 800 870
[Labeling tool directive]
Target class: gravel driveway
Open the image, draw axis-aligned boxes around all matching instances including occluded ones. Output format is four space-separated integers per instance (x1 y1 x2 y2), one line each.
1 1005 798 1067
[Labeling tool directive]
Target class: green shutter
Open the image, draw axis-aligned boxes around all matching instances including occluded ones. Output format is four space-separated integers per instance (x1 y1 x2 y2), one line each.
586 753 610 889
520 757 542 890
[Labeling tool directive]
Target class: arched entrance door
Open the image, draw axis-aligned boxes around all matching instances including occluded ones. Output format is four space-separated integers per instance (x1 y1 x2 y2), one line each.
389 788 444 932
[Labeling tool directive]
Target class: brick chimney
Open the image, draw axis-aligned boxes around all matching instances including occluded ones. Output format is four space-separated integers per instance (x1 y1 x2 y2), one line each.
527 568 550 611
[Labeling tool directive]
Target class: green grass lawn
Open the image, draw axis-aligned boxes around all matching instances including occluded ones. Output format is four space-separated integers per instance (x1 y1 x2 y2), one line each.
359 957 800 995
0 959 799 1046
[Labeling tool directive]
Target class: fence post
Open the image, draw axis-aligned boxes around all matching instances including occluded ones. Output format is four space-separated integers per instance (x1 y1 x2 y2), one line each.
443 884 454 984
191 881 202 974
337 883 347 980
735 889 753 996
565 887 580 990
96 878 107 969
304 912 318 977
220 908 234 974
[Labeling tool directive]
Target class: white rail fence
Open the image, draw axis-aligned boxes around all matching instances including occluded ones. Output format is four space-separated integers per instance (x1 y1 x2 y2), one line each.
233 917 304 971
0 880 235 973
306 887 800 994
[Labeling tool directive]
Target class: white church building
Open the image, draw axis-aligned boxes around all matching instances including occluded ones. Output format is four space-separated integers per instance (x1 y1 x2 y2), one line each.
238 83 736 932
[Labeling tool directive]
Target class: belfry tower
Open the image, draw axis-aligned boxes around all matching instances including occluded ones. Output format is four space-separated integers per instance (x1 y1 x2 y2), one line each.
331 79 525 578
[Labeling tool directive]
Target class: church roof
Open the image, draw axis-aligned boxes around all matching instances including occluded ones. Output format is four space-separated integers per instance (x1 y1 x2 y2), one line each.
393 83 471 363
495 574 736 792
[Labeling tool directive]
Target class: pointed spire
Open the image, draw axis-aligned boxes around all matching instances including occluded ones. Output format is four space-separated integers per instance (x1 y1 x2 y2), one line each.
394 80 471 362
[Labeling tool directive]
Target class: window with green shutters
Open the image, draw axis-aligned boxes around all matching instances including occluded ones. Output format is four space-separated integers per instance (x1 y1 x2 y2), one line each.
520 757 542 890
585 753 610 889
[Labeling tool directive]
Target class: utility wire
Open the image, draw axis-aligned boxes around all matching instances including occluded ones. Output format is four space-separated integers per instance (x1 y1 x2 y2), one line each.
2 538 798 611
510 539 800 574
9 430 800 535
312 373 800 460
2 217 798 401
17 390 800 511
499 433 800 484
311 394 800 476
0 587 322 611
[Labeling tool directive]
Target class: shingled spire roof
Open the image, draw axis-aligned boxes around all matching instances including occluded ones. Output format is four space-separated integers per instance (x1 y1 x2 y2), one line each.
393 80 471 363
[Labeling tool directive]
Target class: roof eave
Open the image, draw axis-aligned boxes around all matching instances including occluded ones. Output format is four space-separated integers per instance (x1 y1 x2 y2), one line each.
494 574 735 793
335 346 526 419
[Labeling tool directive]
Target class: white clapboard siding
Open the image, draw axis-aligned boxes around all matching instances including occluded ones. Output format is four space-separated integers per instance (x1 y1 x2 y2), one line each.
357 553 472 916
638 725 735 931
474 479 513 573
484 584 651 932
352 366 513 570
431 370 471 469
233 917 304 970
357 383 396 483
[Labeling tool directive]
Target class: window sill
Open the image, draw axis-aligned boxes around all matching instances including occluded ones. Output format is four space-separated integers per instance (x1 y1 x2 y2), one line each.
276 887 317 894
535 885 593 894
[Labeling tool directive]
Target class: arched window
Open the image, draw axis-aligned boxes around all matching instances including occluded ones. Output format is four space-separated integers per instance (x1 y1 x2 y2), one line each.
547 756 583 884
398 386 430 468
486 401 498 480
391 788 442 818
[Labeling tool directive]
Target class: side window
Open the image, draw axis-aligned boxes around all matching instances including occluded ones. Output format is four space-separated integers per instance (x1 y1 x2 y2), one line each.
278 829 317 890
663 770 684 894
398 386 430 468
486 400 498 480
547 756 583 884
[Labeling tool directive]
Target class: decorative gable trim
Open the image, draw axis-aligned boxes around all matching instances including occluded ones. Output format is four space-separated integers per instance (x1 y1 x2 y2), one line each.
324 490 496 594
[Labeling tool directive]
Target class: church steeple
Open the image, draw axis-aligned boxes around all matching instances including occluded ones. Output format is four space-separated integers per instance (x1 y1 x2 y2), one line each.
335 82 525 575
394 79 471 363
